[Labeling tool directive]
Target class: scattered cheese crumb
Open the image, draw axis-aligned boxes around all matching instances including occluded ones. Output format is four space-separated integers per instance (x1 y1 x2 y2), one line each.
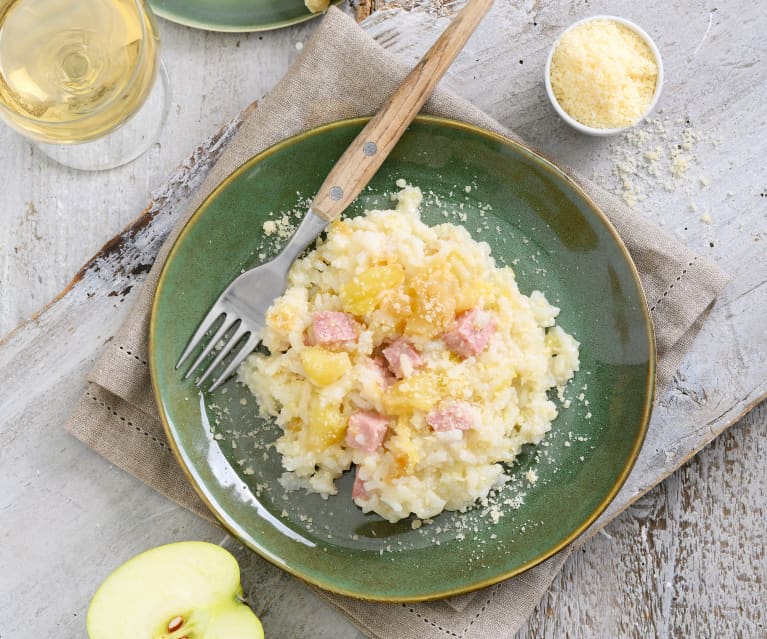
525 469 538 485
262 220 277 236
607 116 720 209
671 153 690 177
644 148 662 162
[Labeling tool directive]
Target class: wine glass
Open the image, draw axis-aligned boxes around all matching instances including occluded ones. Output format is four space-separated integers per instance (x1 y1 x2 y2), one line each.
0 0 170 171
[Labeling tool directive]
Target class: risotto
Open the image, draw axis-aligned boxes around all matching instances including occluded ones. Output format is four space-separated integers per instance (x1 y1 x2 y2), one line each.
239 185 580 523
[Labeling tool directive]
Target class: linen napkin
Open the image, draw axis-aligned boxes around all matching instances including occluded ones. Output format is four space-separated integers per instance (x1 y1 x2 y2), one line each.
66 7 729 638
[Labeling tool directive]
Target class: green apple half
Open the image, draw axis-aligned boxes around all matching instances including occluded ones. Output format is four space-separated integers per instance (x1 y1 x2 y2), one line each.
87 541 264 639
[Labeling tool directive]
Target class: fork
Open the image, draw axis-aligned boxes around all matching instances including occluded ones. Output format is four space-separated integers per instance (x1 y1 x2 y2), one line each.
176 0 494 392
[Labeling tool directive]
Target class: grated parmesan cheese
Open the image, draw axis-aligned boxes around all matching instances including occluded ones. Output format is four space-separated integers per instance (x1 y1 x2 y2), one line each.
524 469 538 485
550 19 659 129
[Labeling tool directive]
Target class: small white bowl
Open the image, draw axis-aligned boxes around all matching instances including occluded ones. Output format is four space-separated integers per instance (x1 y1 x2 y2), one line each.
544 15 664 136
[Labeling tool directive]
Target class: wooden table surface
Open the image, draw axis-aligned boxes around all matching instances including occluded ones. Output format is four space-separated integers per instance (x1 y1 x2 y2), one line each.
1 1 765 638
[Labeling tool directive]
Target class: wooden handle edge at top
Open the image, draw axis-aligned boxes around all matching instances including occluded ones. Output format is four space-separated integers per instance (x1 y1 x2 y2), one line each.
310 0 494 222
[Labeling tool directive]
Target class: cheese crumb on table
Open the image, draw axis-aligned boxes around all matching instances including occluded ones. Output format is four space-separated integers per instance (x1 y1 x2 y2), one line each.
550 19 659 129
606 116 720 210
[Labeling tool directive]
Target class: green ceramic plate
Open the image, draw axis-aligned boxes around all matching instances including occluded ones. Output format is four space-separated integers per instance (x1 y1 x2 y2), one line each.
150 116 655 602
149 0 343 32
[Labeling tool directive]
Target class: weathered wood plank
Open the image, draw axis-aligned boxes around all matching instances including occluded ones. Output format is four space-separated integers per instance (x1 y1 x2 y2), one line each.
355 0 375 21
0 16 325 336
0 2 765 638
517 402 766 638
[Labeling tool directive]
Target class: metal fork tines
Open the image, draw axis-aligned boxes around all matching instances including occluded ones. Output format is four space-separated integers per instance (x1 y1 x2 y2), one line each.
175 300 261 393
175 210 328 393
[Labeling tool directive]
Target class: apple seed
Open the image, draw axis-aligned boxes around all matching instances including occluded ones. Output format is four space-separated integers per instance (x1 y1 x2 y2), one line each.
167 616 184 632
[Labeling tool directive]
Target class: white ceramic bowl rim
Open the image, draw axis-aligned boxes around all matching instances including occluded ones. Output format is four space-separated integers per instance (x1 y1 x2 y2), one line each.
544 15 665 136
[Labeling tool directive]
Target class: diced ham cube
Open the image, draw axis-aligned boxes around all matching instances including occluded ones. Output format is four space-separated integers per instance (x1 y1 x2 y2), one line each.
345 410 389 452
382 338 424 379
307 311 358 346
352 467 368 499
442 308 495 358
426 401 478 432
367 356 395 388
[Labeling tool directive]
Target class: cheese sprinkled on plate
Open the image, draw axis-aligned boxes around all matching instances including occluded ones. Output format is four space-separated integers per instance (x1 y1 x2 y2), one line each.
240 185 579 523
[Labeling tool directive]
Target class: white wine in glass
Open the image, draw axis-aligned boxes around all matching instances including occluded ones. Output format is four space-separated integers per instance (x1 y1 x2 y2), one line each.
0 0 169 170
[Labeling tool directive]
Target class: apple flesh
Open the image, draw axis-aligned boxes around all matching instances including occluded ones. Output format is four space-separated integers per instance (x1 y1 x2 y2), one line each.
87 541 264 639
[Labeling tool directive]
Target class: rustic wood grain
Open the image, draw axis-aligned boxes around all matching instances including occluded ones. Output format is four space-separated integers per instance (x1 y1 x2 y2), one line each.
0 1 765 638
355 0 376 22
517 402 767 638
0 19 321 336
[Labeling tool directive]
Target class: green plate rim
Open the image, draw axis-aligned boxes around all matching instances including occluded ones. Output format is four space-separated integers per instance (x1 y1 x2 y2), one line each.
149 114 656 601
149 1 344 33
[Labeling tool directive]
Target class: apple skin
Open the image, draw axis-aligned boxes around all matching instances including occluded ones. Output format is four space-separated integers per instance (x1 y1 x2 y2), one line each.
86 541 264 639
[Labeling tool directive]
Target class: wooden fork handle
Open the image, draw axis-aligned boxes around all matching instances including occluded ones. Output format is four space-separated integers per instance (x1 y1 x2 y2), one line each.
310 0 494 222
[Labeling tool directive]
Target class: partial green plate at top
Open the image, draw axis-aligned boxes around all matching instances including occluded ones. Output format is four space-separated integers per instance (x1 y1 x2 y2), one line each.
149 0 343 32
150 116 655 602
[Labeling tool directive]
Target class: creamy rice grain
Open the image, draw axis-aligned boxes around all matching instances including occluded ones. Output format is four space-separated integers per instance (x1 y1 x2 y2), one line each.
240 185 579 523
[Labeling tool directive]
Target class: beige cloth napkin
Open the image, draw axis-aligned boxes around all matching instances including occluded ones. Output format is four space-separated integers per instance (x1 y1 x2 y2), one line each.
66 7 729 638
